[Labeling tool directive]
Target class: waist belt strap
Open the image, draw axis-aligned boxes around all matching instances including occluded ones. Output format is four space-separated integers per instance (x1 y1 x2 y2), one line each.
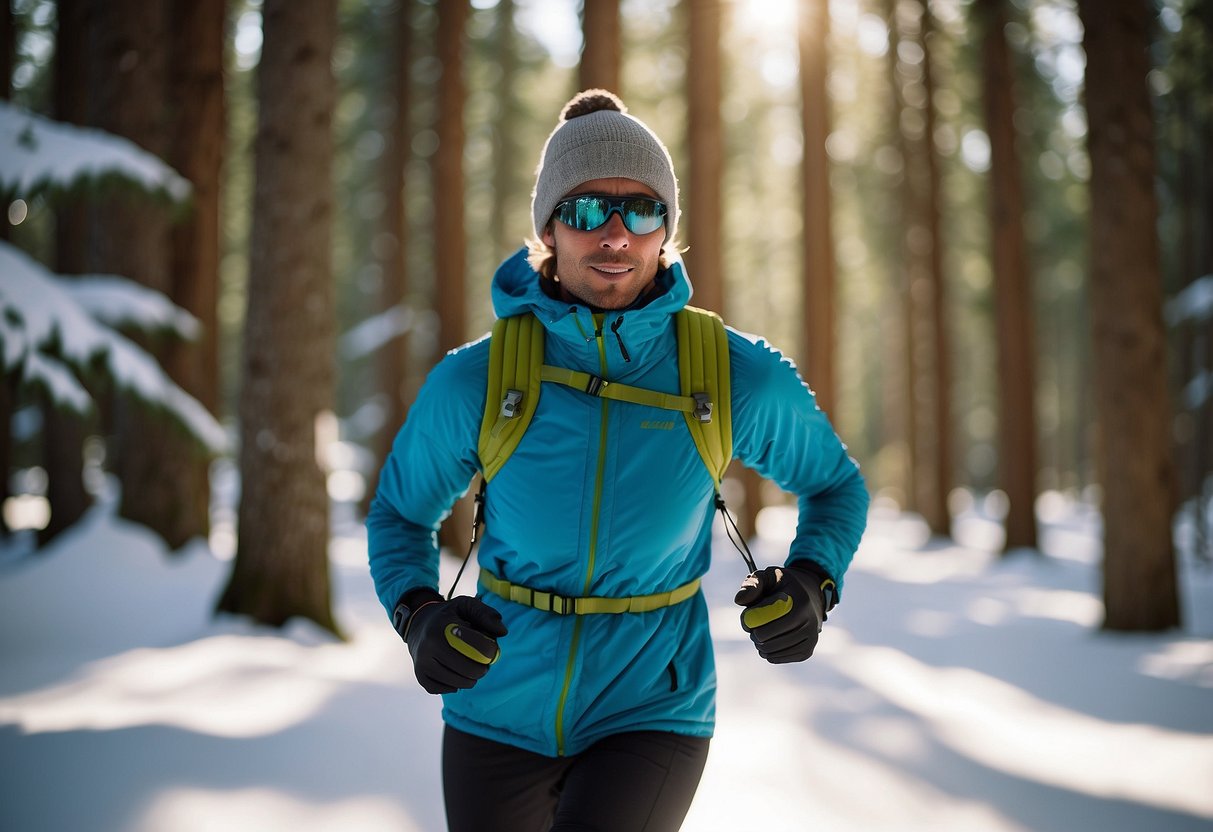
479 568 701 615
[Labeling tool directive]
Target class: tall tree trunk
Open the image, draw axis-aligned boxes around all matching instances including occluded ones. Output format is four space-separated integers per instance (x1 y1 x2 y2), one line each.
979 0 1038 552
886 0 951 533
160 0 226 545
579 0 621 94
490 0 518 258
686 0 760 535
0 0 11 537
434 0 471 552
87 0 186 546
886 0 926 517
1176 3 1213 562
1198 4 1213 561
0 0 11 101
916 2 951 537
1077 0 1180 630
434 0 468 356
217 0 339 633
686 0 723 314
1201 4 1213 561
363 0 413 518
41 0 94 546
799 0 837 420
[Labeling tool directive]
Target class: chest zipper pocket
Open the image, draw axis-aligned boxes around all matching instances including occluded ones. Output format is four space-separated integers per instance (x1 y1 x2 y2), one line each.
667 661 679 692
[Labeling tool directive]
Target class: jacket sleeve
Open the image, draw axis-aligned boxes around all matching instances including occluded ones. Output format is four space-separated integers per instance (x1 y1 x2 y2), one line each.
365 339 489 617
728 329 869 597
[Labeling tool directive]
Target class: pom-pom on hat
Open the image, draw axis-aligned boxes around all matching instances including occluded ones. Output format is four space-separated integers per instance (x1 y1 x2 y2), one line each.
531 89 680 243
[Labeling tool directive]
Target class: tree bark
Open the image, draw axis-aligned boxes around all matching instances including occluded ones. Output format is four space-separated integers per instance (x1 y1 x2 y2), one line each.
435 0 468 356
490 0 519 258
363 0 413 518
579 0 622 94
1077 0 1180 630
979 0 1038 552
1175 3 1213 561
884 0 916 512
41 0 94 546
217 0 339 633
799 0 837 420
434 0 472 551
889 0 951 524
686 0 761 536
1198 4 1213 562
86 0 193 547
159 0 227 546
916 3 952 537
686 0 723 315
0 0 12 101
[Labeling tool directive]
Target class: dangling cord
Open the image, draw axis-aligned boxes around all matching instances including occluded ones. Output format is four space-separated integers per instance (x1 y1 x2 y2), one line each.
715 491 758 575
446 478 487 599
569 307 594 342
609 316 631 362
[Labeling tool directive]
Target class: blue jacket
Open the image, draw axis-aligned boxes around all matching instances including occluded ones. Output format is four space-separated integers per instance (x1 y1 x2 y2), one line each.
367 247 869 757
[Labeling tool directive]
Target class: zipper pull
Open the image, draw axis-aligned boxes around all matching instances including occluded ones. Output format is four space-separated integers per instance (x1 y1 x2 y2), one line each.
610 316 631 363
568 307 593 342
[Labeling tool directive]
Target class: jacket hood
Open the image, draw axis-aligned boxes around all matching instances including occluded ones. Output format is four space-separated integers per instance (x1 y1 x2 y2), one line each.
490 246 693 354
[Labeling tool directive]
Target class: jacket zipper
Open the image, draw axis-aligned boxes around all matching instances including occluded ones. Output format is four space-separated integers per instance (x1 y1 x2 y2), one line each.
554 316 611 756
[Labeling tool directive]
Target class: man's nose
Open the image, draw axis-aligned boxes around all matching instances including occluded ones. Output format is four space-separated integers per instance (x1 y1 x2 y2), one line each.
598 212 630 249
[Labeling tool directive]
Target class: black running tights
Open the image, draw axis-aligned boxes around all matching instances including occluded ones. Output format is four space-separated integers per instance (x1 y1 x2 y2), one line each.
442 725 710 832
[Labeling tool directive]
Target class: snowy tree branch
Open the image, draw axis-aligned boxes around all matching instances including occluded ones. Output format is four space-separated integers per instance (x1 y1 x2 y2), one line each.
0 100 191 202
0 242 228 454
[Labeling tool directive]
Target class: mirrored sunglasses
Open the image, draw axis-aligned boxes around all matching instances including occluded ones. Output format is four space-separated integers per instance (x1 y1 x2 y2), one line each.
552 195 668 236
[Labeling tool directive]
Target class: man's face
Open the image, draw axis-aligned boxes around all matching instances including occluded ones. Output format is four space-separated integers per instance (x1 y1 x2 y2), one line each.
541 177 665 311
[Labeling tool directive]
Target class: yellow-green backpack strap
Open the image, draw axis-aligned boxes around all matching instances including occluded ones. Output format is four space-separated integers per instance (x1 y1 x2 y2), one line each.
478 314 545 482
677 306 733 486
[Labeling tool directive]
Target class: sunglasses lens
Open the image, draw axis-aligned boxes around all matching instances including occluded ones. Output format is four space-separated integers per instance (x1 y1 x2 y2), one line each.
620 199 666 235
583 198 612 231
555 197 607 231
554 197 666 235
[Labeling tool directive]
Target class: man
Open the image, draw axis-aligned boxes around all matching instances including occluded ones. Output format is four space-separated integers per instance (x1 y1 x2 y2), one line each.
368 89 869 832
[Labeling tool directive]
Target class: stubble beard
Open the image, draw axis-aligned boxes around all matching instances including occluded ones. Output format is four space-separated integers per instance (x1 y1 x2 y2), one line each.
556 252 652 311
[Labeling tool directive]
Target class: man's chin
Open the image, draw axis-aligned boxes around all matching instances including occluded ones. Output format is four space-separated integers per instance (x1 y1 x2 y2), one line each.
568 293 634 313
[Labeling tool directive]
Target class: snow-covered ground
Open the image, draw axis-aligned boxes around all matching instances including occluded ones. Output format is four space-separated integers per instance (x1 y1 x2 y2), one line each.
1 491 1211 832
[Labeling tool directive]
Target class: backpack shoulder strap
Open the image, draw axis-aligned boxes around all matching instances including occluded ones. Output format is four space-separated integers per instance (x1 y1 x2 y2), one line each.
676 306 733 486
479 313 545 482
479 308 732 487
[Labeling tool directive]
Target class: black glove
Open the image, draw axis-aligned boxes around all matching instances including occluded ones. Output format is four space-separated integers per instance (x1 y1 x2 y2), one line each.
734 563 830 664
396 590 508 694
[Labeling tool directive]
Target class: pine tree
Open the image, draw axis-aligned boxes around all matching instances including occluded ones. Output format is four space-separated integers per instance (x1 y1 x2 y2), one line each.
580 0 622 93
799 0 837 419
218 0 339 632
686 0 724 314
160 0 226 547
434 0 473 551
1077 0 1180 630
40 0 93 546
978 0 1038 552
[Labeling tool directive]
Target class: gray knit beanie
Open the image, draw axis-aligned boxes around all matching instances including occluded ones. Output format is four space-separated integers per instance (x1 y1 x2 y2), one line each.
531 89 680 243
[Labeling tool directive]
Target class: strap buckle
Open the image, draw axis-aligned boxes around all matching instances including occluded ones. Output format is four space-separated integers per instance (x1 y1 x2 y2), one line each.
500 389 523 418
584 375 608 396
692 392 713 423
508 583 573 614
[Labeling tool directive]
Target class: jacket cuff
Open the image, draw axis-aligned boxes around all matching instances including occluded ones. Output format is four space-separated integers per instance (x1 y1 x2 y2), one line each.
398 586 444 612
391 586 444 641
786 559 837 611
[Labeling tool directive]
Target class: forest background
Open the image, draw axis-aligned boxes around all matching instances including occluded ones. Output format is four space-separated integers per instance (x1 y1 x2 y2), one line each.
1 0 1210 636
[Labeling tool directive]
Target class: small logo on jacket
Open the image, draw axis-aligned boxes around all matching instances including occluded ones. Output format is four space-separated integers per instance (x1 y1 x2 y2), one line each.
640 420 677 430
